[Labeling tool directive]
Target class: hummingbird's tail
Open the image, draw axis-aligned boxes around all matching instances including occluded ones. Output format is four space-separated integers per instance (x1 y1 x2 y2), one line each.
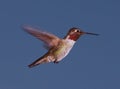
28 54 54 68
28 57 47 68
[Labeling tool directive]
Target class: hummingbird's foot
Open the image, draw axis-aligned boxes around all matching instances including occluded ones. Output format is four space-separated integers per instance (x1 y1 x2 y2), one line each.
54 61 59 64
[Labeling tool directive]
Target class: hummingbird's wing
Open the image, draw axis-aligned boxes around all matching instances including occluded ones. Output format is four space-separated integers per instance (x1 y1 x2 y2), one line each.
28 53 55 68
22 25 60 49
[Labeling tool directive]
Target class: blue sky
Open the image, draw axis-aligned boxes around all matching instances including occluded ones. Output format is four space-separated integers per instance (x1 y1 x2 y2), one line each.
0 0 120 89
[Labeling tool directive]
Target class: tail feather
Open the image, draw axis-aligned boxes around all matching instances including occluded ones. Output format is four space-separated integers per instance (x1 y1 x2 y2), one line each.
28 57 48 68
28 54 54 68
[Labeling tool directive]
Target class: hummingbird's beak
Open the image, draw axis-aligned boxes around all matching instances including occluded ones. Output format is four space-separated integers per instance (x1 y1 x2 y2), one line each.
83 32 99 36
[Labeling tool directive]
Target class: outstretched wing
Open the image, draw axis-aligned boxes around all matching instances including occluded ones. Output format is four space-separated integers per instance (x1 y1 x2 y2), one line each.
22 25 60 49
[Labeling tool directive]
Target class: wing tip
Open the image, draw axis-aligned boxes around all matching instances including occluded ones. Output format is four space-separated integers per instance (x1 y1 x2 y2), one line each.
21 24 33 31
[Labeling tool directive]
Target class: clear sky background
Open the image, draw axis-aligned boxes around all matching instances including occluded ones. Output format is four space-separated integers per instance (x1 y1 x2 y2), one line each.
0 0 120 89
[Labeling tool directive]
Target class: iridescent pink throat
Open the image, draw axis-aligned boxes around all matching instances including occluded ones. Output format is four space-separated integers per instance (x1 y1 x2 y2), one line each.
68 34 80 41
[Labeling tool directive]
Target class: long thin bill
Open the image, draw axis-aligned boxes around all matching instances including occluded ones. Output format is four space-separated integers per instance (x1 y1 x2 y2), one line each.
85 32 99 36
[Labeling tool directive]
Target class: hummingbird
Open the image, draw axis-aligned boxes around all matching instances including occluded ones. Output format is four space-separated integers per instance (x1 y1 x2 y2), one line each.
23 25 99 68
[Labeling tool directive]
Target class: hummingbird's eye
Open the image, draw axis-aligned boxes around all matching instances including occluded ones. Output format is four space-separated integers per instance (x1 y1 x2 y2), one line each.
77 30 80 32
74 29 80 32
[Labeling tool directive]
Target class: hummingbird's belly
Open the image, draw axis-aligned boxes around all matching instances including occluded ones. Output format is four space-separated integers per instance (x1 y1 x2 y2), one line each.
54 39 75 62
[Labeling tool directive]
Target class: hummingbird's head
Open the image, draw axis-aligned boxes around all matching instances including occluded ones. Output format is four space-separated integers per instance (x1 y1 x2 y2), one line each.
65 27 99 41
